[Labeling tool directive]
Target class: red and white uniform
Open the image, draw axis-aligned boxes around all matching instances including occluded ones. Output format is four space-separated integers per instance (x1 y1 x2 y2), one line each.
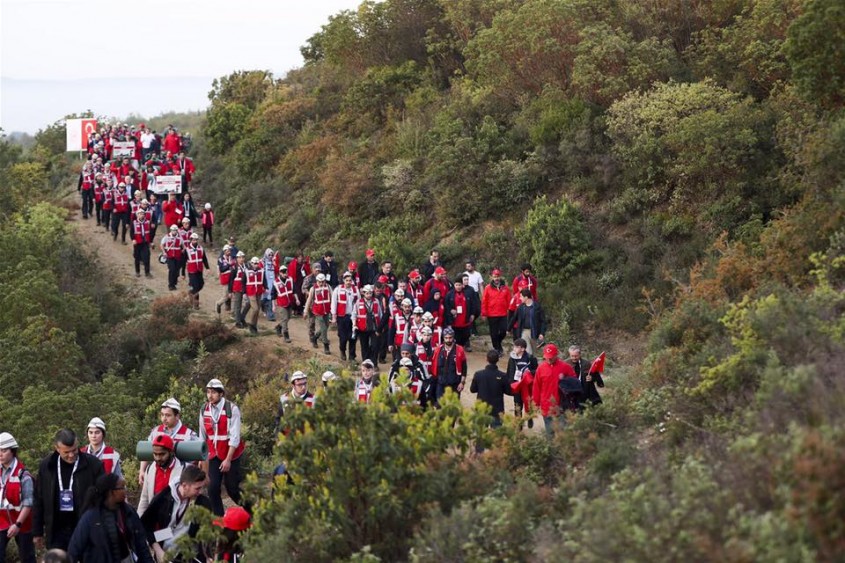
0 460 32 534
82 444 121 475
186 245 206 274
113 190 129 213
390 312 413 347
148 422 197 443
355 379 376 403
355 299 382 332
331 284 359 318
201 400 244 461
161 233 183 259
245 268 265 297
274 275 296 308
230 266 247 293
311 285 331 316
133 219 151 244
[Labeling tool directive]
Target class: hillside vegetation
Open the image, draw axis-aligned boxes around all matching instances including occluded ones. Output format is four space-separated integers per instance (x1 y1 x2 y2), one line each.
192 0 845 559
2 0 844 560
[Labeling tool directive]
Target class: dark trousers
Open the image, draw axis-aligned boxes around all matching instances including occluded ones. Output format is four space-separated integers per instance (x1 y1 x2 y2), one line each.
208 456 242 516
203 225 213 244
94 200 103 225
80 189 94 218
358 331 377 363
436 382 460 402
111 211 130 242
488 316 508 352
166 257 180 289
377 331 388 362
134 242 151 274
49 525 75 551
0 530 35 563
337 316 356 358
453 325 471 347
101 209 111 230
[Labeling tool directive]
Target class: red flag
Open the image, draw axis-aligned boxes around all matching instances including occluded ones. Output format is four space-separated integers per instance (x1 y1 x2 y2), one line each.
589 352 606 374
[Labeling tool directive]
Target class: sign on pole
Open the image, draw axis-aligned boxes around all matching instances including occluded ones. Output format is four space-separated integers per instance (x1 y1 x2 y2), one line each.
112 141 135 159
150 175 183 195
66 118 98 152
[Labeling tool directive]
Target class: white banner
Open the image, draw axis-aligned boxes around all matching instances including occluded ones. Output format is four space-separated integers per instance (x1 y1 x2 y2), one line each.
66 118 98 151
149 174 182 194
112 141 135 159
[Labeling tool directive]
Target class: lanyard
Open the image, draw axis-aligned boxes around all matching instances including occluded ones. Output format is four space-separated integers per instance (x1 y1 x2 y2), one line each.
209 400 223 426
87 445 105 460
57 457 79 492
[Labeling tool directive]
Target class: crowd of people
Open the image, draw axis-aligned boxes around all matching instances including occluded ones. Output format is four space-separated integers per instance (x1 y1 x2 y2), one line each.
0 382 250 563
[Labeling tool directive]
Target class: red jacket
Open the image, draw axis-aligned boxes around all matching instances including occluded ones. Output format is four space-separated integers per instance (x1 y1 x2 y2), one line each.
532 360 576 416
162 200 184 229
422 277 450 305
163 133 182 155
176 157 195 182
512 273 538 300
482 282 512 318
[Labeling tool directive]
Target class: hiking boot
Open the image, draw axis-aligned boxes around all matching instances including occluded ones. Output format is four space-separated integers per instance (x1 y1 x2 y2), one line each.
249 324 258 335
275 324 282 336
284 332 291 343
323 343 331 355
311 338 318 349
216 303 222 315
340 351 347 361
527 418 534 429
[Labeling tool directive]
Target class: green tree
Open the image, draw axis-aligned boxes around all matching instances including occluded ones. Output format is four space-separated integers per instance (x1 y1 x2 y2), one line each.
784 0 845 108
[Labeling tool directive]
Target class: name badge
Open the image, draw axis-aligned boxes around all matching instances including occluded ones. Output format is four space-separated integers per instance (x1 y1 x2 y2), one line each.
456 306 463 314
154 528 175 543
59 490 74 512
514 371 523 383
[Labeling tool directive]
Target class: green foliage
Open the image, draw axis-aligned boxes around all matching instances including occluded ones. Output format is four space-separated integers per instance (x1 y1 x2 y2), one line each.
784 0 845 108
515 195 591 285
204 102 251 156
209 71 274 111
246 381 492 561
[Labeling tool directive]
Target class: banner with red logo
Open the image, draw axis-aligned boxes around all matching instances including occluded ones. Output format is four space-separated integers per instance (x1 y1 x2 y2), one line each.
66 118 98 151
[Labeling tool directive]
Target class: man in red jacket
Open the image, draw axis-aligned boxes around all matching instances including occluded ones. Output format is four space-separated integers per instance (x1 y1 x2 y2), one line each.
532 344 576 436
481 269 512 354
163 128 182 156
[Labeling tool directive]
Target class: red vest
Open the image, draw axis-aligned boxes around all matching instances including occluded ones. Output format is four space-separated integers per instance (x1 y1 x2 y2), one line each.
82 445 120 475
162 234 182 259
0 460 32 533
335 287 355 317
274 276 295 307
356 381 375 403
409 282 424 304
231 267 247 293
391 313 412 346
219 258 234 286
416 343 433 374
94 183 105 202
312 286 331 316
113 191 129 213
186 246 205 274
178 228 192 247
151 423 193 442
202 401 244 461
82 171 94 190
133 219 151 243
355 299 381 332
245 269 264 297
102 189 114 210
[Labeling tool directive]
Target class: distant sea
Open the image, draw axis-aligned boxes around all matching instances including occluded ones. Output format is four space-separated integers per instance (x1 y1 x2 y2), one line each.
0 76 214 134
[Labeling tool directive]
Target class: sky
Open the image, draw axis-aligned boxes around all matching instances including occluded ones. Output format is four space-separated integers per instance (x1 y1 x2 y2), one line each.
0 0 363 133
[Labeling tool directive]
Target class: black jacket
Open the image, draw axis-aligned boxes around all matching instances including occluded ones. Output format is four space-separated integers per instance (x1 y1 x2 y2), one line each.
34 452 105 544
470 365 512 418
318 258 340 289
140 486 212 551
68 504 154 563
359 260 380 287
567 358 604 406
511 301 547 340
443 289 480 327
506 352 538 384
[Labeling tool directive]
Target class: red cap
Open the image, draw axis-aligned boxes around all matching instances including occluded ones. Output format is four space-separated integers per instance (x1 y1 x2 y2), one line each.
378 275 389 283
434 266 446 275
348 261 357 270
213 506 251 532
409 269 421 280
492 269 502 276
152 434 175 451
365 249 375 257
543 344 559 359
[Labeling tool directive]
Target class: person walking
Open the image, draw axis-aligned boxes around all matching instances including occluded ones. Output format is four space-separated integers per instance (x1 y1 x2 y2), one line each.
199 379 244 516
33 430 105 551
160 225 183 291
532 344 577 436
273 264 299 343
137 434 186 518
305 273 332 355
131 209 153 278
185 233 210 310
430 327 468 403
228 252 249 328
331 271 359 361
481 269 512 354
0 433 36 563
67 473 152 563
470 350 512 427
80 419 122 478
354 285 383 365
244 257 265 335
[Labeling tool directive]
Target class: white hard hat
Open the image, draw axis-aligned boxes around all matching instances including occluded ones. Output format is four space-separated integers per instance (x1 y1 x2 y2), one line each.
236 251 245 258
413 306 424 314
206 378 225 390
161 398 181 412
250 256 260 265
316 273 326 282
362 284 374 293
223 244 231 251
169 225 179 231
420 326 433 335
190 233 199 240
204 203 211 210
0 433 19 450
290 371 308 383
394 289 405 296
321 371 338 383
422 312 434 320
401 298 412 307
87 417 106 431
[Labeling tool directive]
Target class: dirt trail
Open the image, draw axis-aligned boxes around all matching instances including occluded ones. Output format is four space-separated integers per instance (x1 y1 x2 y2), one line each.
69 206 537 420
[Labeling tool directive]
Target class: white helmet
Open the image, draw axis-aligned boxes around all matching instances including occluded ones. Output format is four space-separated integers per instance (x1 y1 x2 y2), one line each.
0 433 19 449
321 371 338 383
290 371 308 383
204 203 212 210
87 417 106 431
161 398 181 412
316 273 326 282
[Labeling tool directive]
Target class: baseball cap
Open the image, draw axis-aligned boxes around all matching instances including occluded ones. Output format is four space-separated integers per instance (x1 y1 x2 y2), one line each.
543 344 559 359
152 434 175 451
